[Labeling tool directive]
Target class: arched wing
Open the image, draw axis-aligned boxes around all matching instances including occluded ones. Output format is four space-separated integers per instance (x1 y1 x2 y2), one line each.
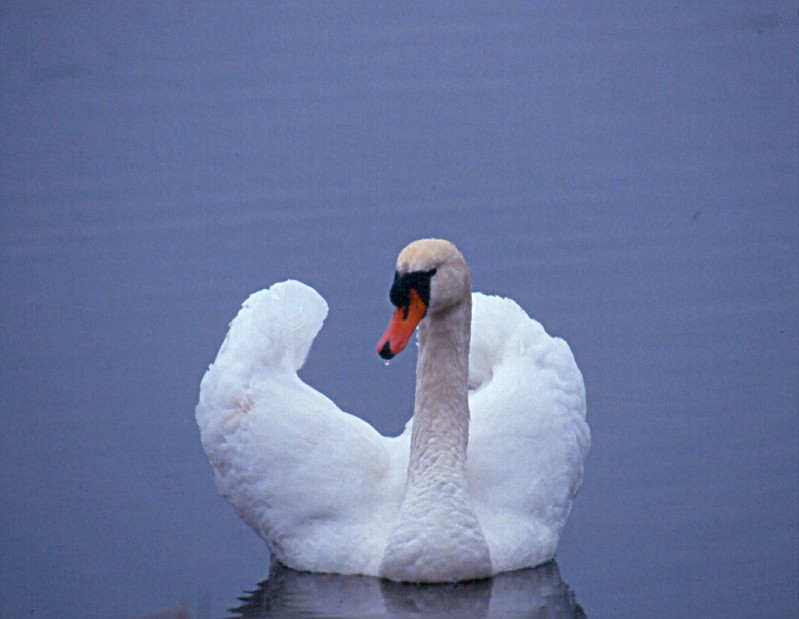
196 281 397 574
466 293 590 571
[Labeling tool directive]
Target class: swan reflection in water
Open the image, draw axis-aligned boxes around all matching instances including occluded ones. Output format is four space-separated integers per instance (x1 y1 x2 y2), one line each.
229 559 585 618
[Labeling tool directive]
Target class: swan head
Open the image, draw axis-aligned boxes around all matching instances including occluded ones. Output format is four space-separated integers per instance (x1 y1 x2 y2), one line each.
376 239 470 360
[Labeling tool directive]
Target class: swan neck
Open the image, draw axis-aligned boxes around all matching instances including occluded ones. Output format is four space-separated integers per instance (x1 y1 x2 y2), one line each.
381 275 493 582
408 297 471 480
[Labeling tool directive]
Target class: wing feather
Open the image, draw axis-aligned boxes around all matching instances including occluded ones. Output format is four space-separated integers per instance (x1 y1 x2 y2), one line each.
466 293 590 571
196 281 395 574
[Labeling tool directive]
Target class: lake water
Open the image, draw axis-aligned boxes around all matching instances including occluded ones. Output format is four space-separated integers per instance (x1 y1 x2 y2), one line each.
1 3 796 617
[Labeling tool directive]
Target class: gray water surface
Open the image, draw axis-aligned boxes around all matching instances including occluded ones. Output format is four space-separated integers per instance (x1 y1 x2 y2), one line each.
1 3 797 618
229 561 583 618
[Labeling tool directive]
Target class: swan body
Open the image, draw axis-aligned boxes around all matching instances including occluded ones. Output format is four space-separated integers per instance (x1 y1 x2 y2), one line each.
196 239 589 582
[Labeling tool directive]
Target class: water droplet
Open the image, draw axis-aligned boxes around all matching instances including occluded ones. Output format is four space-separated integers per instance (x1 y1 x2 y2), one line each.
384 359 390 367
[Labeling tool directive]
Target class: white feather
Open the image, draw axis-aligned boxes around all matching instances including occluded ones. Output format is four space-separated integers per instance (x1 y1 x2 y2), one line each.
196 279 589 580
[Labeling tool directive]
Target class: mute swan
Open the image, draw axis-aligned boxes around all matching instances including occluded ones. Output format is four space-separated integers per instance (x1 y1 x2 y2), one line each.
196 239 589 583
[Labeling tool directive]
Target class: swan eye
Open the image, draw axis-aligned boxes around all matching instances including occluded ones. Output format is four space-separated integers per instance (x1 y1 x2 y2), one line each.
389 269 437 309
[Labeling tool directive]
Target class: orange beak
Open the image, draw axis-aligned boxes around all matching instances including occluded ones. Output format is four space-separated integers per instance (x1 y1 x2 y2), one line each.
376 288 427 360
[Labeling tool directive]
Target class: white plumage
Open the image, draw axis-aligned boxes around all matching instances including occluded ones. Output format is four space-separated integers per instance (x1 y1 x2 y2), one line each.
196 240 589 582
